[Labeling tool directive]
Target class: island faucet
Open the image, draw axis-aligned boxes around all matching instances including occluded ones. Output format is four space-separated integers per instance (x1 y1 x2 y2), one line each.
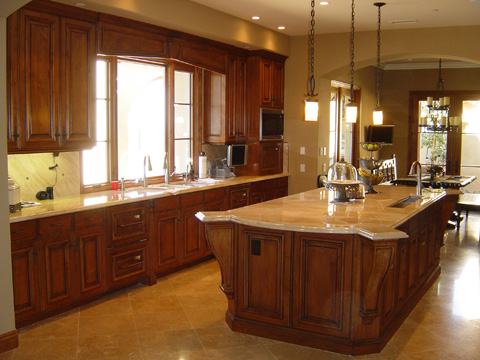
163 153 176 184
409 161 423 196
143 155 152 187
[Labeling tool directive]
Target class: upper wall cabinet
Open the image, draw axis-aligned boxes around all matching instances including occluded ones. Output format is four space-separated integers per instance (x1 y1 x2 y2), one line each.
7 2 97 153
97 13 169 57
204 55 247 144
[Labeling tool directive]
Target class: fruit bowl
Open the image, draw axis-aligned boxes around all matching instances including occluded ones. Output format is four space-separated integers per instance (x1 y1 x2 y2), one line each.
361 142 383 151
359 172 384 193
359 158 384 170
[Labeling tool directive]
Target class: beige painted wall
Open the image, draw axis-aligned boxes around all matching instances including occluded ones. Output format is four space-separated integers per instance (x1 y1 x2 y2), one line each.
284 25 480 195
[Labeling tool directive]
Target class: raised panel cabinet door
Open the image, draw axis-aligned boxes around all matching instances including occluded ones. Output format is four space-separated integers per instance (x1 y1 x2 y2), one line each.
180 203 205 263
407 236 419 298
234 56 248 143
272 61 285 108
75 226 107 299
237 226 291 326
107 240 148 288
260 142 283 175
292 233 353 338
39 233 76 311
60 17 96 150
107 202 149 248
18 9 61 151
396 239 409 308
260 59 273 107
11 239 41 322
7 12 21 151
229 185 250 209
418 229 428 283
153 210 181 273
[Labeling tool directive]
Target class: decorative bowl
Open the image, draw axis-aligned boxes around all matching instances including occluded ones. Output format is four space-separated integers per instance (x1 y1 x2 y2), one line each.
359 158 384 170
360 142 383 151
359 172 384 187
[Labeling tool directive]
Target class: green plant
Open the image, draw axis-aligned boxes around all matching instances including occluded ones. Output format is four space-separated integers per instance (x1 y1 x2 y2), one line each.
420 132 446 166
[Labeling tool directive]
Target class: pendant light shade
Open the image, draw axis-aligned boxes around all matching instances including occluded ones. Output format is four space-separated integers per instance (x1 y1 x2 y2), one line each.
304 0 318 121
346 0 357 123
373 2 385 125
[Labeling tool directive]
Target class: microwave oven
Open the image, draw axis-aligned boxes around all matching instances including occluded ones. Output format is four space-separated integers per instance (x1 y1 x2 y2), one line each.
260 108 284 140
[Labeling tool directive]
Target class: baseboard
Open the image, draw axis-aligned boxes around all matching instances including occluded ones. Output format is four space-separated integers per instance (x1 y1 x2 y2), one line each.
0 330 18 354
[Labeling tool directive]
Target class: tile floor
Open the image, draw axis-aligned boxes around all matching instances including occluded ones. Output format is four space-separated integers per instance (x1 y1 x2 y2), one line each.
2 213 480 360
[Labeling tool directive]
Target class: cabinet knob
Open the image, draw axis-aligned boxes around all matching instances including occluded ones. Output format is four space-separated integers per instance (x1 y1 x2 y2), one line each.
134 214 141 219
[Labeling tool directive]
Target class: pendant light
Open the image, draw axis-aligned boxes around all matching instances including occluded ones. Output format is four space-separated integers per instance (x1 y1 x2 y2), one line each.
304 0 318 121
345 0 357 123
372 2 386 125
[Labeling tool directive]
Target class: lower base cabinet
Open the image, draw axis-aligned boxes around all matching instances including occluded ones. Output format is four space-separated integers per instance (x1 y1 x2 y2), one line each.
107 240 148 288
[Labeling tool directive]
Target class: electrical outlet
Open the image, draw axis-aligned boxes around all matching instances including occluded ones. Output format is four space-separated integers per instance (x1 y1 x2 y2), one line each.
300 146 305 155
300 164 305 172
323 163 327 172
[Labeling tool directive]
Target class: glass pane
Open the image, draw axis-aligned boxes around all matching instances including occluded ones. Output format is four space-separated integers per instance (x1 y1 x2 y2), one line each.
418 132 447 167
96 99 107 142
461 100 480 192
117 60 166 179
96 60 108 99
82 143 108 185
174 104 191 139
174 71 191 104
339 93 353 163
175 139 191 173
462 101 480 134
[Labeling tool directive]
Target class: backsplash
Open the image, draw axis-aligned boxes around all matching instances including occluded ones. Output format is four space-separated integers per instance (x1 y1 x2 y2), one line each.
8 152 81 201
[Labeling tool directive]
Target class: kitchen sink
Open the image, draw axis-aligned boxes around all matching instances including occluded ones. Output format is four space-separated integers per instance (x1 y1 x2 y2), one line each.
387 195 422 208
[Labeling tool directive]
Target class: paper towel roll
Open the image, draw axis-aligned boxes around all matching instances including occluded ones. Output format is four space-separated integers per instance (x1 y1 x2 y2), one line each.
199 152 207 178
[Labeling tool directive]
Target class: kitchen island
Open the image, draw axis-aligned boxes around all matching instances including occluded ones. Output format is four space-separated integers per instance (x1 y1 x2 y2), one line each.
196 185 459 355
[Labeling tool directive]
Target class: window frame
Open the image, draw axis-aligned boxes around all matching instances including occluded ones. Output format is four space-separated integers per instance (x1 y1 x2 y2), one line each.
81 56 202 193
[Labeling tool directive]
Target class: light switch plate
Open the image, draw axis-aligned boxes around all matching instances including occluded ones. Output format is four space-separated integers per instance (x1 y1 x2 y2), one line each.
300 164 305 172
300 146 305 155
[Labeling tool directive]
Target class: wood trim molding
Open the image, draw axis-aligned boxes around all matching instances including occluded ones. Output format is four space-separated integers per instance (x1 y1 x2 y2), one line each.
0 330 19 354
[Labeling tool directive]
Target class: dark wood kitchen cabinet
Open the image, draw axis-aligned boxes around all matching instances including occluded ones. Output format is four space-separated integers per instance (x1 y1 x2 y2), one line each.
37 215 76 312
10 221 40 323
152 196 181 274
260 141 283 175
7 2 97 153
180 192 205 263
74 209 107 299
250 176 288 204
229 184 250 209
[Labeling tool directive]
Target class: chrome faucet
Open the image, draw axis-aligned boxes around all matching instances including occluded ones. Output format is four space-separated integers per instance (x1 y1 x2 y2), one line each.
410 161 423 196
143 155 152 187
163 153 176 184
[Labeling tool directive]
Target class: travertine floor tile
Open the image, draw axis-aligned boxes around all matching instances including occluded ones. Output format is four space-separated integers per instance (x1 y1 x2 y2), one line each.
78 315 137 336
12 338 77 360
133 310 193 332
77 333 141 359
265 342 343 360
195 326 263 350
138 329 204 356
19 316 79 340
206 345 277 359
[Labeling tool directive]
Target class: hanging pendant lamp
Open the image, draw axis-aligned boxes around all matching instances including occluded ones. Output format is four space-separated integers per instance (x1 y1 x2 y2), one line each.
372 2 386 125
304 0 318 121
346 0 357 123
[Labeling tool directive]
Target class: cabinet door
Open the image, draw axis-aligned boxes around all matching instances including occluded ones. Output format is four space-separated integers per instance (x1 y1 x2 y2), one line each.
107 240 148 288
75 226 107 299
60 17 96 150
39 233 76 311
272 61 285 108
230 56 248 143
260 141 283 175
11 239 41 322
180 203 205 263
229 185 250 209
292 233 352 338
17 9 61 151
407 236 419 298
396 239 409 309
153 210 181 273
260 59 273 107
418 228 428 283
237 226 291 326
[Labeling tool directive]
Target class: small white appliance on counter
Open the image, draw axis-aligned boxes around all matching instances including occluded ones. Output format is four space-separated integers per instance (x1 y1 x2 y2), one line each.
8 176 21 213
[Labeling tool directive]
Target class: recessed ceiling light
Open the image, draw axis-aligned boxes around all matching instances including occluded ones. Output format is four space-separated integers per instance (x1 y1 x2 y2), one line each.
319 1 330 5
278 26 286 30
252 16 260 20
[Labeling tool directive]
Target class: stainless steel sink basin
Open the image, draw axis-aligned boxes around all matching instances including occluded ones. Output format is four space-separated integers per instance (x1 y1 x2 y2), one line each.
387 195 422 208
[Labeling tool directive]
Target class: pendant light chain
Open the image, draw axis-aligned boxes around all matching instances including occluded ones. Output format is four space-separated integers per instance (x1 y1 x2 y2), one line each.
375 3 384 107
437 58 445 96
349 0 355 101
307 0 317 97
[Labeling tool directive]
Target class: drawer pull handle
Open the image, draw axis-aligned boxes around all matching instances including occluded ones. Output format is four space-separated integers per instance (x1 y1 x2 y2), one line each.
12 229 25 234
421 241 426 247
119 221 142 228
118 260 143 270
134 215 141 219
50 222 63 227
84 216 95 221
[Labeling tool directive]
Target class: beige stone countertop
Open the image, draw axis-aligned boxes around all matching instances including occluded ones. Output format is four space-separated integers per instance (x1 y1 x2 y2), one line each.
10 174 288 223
196 185 452 240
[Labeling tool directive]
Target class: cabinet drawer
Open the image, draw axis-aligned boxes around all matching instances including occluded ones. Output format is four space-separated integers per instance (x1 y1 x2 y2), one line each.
250 180 266 193
107 202 148 247
230 185 250 209
276 176 288 188
74 209 104 229
204 188 225 203
11 220 36 242
153 195 180 213
38 215 72 236
180 192 204 207
107 241 148 287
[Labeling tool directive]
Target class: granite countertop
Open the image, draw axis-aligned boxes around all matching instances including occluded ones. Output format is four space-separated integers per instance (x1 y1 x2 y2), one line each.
197 185 451 240
10 174 288 223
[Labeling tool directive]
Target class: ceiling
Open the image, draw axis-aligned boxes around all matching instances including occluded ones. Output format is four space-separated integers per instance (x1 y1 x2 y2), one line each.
190 0 480 37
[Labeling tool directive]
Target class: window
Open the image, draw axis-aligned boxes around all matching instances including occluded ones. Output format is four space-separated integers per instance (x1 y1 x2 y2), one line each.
82 58 197 190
